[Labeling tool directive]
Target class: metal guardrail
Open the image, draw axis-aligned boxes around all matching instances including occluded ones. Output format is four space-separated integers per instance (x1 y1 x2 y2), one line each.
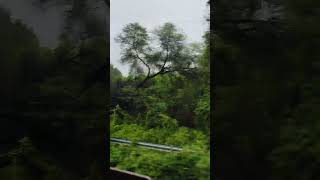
110 138 184 179
110 167 152 180
111 138 183 152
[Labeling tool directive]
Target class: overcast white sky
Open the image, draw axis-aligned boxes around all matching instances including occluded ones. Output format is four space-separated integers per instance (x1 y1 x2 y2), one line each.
0 0 66 47
111 0 208 76
0 0 208 76
0 0 107 48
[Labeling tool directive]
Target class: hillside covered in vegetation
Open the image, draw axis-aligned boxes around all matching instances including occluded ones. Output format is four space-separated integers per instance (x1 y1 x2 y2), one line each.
110 21 210 179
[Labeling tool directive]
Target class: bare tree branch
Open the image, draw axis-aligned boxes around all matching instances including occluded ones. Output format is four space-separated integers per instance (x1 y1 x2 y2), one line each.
133 49 151 77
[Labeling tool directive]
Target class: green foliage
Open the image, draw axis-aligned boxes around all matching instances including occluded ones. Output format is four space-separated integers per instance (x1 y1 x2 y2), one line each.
0 7 106 179
213 0 320 180
110 64 122 84
194 88 210 132
115 23 150 74
0 5 209 179
110 20 210 179
115 22 199 86
110 99 210 179
111 143 210 180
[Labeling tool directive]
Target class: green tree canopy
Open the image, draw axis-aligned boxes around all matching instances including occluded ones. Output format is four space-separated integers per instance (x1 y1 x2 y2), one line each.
116 22 200 87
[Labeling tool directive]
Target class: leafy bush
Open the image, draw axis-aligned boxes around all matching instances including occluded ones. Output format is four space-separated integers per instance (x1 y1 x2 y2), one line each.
111 144 210 180
110 109 210 179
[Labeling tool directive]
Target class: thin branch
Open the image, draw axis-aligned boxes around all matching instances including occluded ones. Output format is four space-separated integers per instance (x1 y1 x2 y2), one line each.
163 67 197 74
136 66 197 88
134 49 151 77
161 47 169 70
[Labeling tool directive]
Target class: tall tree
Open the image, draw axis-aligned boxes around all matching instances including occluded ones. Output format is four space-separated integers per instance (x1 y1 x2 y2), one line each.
116 22 199 88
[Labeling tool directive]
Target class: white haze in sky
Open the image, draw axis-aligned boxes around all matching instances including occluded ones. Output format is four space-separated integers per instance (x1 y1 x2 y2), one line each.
111 0 208 76
0 0 208 76
0 0 107 48
0 0 66 48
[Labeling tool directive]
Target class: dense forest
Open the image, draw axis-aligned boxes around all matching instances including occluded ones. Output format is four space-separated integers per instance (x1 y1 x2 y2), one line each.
0 1 108 179
214 0 320 179
1 0 320 179
110 21 210 179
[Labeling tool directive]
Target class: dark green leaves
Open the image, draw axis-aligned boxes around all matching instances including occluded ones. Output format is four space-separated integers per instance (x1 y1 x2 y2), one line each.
116 22 200 86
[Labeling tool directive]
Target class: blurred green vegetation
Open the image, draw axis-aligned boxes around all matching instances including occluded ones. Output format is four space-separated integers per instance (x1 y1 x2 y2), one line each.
214 0 320 179
110 19 210 179
0 6 106 179
110 103 210 180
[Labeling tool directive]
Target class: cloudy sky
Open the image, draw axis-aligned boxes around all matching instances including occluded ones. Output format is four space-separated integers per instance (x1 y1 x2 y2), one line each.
0 0 106 48
0 0 208 76
0 0 66 47
111 0 208 75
